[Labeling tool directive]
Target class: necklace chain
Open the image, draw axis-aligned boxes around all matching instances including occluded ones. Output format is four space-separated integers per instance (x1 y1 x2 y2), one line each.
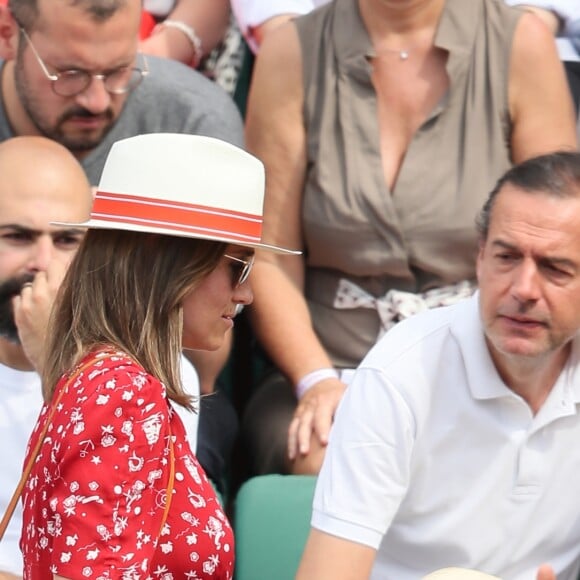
374 47 411 61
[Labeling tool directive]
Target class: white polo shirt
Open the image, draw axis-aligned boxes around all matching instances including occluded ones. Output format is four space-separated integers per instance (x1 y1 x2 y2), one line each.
313 294 580 580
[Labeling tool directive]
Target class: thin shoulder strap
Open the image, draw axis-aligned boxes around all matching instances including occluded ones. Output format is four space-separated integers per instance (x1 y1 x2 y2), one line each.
0 354 104 540
160 422 175 532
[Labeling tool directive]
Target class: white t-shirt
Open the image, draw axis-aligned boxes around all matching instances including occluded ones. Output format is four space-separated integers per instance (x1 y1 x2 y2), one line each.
0 355 199 575
505 0 580 60
505 0 580 21
143 0 174 17
0 365 42 575
176 354 201 451
231 0 330 52
313 294 580 580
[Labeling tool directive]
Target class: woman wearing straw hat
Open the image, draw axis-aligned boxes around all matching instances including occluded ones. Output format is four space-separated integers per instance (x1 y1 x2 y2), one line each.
15 133 298 578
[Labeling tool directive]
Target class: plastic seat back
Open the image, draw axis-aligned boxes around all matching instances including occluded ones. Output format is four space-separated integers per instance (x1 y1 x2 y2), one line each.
234 475 317 580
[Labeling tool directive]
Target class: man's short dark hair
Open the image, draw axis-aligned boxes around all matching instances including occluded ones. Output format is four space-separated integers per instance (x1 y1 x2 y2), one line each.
9 0 127 31
477 150 580 240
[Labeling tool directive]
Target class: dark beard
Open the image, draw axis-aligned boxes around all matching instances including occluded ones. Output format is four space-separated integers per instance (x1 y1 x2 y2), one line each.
0 274 35 344
52 107 116 152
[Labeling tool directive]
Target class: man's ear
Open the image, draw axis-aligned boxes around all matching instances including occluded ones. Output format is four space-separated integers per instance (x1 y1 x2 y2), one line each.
0 5 19 61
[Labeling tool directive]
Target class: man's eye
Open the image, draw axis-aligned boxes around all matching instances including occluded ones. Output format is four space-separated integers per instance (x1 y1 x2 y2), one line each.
495 253 516 262
2 231 33 243
544 263 573 279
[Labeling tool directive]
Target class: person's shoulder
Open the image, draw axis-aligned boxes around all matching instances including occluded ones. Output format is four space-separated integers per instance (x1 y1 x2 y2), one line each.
77 349 167 405
510 4 560 52
508 6 564 84
131 57 243 121
291 0 335 41
477 0 524 33
124 57 243 141
80 349 149 384
258 18 301 64
141 56 238 103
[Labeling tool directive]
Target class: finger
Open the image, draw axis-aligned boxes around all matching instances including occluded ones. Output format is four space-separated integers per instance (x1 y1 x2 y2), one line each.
32 270 55 304
536 564 556 580
309 383 345 444
296 406 315 455
287 415 301 460
288 403 315 459
11 294 21 315
45 259 68 292
312 403 334 446
12 294 26 333
13 284 32 325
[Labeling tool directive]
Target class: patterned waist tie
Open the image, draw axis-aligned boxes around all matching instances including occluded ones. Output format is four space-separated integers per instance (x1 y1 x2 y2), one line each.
333 278 477 339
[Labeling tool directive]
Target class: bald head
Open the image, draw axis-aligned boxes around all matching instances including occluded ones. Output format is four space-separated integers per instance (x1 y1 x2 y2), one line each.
0 136 91 203
0 136 92 252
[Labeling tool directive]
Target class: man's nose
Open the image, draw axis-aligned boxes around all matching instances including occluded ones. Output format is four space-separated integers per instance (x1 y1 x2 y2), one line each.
511 259 541 303
27 236 54 273
75 75 112 114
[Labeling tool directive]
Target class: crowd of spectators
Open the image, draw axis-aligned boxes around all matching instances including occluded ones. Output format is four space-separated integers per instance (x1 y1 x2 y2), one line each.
0 0 579 577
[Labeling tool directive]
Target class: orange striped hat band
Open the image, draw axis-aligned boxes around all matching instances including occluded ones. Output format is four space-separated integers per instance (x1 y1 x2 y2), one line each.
91 190 264 243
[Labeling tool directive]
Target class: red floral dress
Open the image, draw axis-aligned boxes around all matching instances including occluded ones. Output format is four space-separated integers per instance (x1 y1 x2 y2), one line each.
21 349 234 579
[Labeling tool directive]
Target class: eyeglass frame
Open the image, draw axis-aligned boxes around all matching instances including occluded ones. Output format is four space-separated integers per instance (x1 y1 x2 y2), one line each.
224 253 255 288
18 26 149 97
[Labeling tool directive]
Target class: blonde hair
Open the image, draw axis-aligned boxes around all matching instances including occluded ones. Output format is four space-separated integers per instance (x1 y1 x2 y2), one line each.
42 229 226 406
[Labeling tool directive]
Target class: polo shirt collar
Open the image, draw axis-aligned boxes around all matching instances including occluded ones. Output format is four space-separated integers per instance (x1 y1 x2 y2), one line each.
451 293 508 401
451 292 580 410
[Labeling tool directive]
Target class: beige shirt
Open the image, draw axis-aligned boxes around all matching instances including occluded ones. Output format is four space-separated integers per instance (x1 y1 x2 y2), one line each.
295 0 520 366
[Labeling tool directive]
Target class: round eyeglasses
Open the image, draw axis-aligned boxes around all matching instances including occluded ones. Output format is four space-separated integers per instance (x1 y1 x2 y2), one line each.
19 27 149 97
224 254 255 287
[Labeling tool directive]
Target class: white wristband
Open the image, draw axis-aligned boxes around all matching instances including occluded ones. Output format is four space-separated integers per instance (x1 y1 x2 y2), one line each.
295 368 339 400
157 19 203 67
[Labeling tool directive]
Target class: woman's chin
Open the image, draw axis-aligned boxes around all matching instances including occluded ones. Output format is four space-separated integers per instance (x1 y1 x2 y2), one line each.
182 335 226 352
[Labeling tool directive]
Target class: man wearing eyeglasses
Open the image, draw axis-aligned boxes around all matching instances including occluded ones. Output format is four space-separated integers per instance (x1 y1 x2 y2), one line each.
0 0 244 184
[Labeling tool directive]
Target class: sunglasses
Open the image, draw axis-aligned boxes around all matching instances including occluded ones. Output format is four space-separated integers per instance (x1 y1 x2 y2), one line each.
224 253 255 287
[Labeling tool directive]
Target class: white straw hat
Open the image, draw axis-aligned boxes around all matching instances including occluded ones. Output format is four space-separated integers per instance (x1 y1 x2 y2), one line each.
53 133 300 254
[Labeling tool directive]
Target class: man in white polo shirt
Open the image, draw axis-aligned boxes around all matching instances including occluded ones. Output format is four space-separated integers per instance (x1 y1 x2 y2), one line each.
297 151 580 580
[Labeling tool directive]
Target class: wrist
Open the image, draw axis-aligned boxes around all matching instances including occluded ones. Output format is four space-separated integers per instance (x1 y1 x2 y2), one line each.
295 368 339 400
153 19 203 67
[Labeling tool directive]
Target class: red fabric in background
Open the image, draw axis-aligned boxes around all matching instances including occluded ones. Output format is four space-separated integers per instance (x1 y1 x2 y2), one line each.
140 10 156 39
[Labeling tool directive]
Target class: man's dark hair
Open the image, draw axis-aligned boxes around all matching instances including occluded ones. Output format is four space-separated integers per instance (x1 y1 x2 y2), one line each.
477 150 580 240
9 0 127 31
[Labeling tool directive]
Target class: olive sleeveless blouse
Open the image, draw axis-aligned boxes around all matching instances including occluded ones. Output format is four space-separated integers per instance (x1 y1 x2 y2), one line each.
294 0 520 366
